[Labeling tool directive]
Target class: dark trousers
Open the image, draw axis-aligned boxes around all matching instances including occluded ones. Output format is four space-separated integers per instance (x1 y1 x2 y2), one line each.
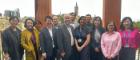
9 51 23 60
71 46 78 60
10 55 20 60
62 46 77 60
90 48 104 60
46 56 55 60
119 47 136 60
45 48 57 60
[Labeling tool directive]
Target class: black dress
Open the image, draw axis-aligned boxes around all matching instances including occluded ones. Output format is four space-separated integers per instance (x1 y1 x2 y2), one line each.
74 26 90 60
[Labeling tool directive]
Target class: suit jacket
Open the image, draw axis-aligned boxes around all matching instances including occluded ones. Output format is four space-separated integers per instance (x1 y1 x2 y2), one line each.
40 27 58 56
21 28 40 60
59 24 74 59
53 26 64 56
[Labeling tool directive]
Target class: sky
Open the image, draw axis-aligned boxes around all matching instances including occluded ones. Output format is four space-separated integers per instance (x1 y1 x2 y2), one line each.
0 0 140 21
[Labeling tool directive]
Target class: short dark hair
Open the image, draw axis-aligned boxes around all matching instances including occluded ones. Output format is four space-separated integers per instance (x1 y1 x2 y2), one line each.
106 21 117 31
45 16 53 21
86 14 91 17
24 18 36 28
120 17 133 30
9 16 19 22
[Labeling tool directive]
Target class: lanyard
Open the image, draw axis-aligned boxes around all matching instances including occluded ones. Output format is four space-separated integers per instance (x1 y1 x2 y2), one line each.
123 31 131 47
78 27 83 39
77 27 83 43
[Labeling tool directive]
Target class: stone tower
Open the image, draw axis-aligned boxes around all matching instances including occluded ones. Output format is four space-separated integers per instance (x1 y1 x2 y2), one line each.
74 2 78 16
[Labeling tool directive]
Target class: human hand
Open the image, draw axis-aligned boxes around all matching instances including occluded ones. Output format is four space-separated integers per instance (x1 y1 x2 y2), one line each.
77 46 83 52
42 53 47 58
107 56 112 60
95 48 100 52
60 52 65 57
4 53 10 60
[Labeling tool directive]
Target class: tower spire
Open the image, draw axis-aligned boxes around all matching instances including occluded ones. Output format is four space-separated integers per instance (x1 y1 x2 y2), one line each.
74 2 78 16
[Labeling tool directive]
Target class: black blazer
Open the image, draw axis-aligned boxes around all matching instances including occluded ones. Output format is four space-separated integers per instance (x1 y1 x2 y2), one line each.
39 27 57 56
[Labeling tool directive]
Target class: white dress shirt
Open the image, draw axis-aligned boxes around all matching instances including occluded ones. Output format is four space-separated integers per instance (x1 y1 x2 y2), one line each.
48 28 55 47
67 27 74 46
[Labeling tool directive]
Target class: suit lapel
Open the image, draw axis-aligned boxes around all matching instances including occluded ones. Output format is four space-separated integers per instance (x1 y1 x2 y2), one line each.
63 24 71 37
62 24 72 44
52 28 55 37
45 28 53 41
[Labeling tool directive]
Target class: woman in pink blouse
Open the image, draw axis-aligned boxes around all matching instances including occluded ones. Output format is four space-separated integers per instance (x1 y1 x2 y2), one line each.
101 21 121 60
119 17 140 60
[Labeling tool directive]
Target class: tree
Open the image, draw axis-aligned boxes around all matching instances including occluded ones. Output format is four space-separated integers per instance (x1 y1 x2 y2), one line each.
58 14 64 23
134 21 140 30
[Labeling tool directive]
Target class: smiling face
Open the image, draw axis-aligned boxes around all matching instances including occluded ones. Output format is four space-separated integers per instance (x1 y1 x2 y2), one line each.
107 22 115 32
70 15 76 22
85 15 92 23
25 19 34 30
10 18 19 28
45 18 53 27
123 19 131 29
94 18 101 27
64 14 71 25
79 18 85 26
52 16 59 26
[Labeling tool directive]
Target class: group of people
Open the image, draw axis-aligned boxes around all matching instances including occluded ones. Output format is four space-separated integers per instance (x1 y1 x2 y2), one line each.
1 13 140 60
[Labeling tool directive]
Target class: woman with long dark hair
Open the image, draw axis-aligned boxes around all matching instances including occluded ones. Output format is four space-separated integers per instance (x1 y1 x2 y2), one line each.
119 17 140 60
90 16 105 60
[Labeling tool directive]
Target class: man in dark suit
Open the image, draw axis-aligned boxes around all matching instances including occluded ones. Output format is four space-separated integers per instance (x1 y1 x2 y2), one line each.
40 16 58 60
2 17 24 60
59 14 75 60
